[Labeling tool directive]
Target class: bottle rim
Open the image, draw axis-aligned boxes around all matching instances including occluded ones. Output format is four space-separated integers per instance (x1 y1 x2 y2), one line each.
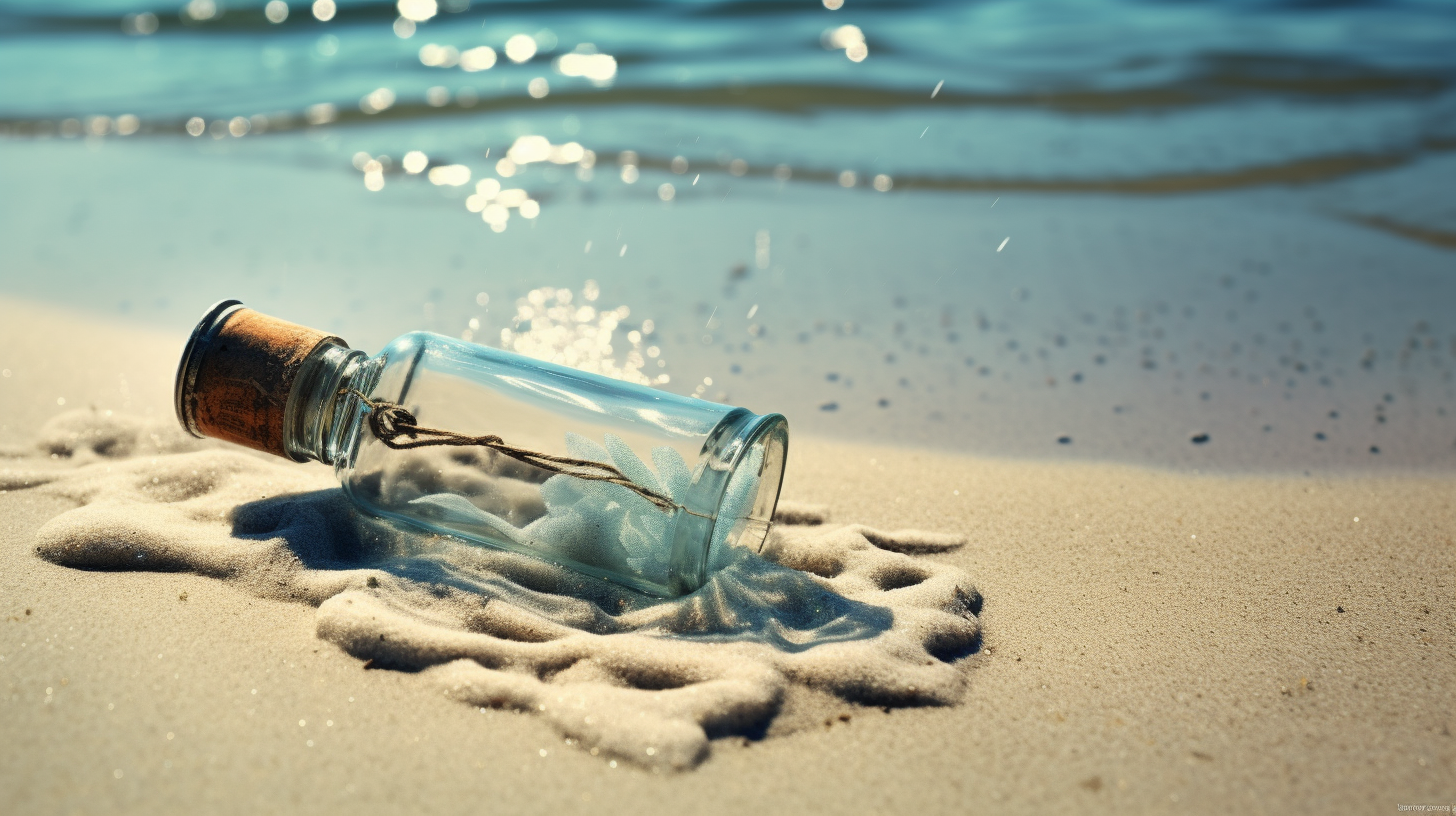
680 410 790 594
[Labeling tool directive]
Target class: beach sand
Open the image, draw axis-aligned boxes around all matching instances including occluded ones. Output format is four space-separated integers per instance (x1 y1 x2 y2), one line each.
2 295 1452 815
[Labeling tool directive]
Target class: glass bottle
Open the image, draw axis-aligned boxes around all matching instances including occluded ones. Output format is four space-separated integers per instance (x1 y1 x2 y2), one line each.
174 300 789 597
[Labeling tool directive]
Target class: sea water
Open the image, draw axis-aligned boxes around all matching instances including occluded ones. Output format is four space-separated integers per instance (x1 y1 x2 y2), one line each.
2 0 1454 470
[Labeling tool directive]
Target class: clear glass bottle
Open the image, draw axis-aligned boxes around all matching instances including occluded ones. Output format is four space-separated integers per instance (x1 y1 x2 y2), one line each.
175 301 788 597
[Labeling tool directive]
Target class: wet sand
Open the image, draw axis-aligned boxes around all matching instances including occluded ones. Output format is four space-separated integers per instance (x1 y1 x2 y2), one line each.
5 140 1455 472
1 295 1453 814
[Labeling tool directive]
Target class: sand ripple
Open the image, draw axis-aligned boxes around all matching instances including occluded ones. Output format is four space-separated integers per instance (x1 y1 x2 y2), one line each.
12 409 983 769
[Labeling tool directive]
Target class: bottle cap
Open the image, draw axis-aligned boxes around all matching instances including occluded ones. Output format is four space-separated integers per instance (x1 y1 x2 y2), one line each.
174 301 346 459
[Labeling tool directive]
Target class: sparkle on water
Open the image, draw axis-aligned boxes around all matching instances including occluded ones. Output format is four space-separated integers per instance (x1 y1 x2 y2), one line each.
497 283 668 387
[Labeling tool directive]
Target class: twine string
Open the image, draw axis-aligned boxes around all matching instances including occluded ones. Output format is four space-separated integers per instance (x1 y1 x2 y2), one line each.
344 390 679 513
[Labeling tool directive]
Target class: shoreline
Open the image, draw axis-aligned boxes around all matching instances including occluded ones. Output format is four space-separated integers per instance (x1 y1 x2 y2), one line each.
3 292 1451 480
4 138 1455 472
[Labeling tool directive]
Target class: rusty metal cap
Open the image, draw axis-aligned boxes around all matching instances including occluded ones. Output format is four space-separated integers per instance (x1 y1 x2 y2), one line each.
174 301 347 459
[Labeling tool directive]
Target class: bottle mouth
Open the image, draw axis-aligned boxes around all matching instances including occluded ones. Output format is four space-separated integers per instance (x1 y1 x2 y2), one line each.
708 413 789 557
669 410 789 594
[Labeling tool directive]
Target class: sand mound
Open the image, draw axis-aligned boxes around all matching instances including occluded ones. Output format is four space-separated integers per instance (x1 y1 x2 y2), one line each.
9 411 982 770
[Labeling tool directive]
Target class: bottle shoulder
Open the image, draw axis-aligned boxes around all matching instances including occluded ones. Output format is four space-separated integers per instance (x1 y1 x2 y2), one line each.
374 330 438 362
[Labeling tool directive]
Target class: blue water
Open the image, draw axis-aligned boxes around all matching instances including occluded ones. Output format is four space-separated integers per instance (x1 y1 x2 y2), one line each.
2 0 1455 469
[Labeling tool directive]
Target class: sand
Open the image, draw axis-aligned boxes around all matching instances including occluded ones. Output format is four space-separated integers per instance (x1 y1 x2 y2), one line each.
2 295 1453 815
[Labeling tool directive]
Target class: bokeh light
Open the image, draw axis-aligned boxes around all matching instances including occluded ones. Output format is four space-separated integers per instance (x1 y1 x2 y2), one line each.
397 0 437 22
505 34 538 63
460 46 496 71
556 49 618 82
499 284 666 385
427 165 471 186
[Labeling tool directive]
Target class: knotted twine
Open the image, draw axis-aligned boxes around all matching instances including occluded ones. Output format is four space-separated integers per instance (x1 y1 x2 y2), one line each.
345 390 679 513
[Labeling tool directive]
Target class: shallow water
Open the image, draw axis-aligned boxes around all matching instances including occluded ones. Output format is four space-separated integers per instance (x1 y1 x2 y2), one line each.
2 0 1455 470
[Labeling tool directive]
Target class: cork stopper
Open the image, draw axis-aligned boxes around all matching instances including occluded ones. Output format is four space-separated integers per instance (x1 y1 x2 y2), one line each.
175 301 347 460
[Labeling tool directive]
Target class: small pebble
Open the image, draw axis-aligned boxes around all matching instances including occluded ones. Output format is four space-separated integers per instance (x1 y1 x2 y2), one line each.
1190 433 1210 444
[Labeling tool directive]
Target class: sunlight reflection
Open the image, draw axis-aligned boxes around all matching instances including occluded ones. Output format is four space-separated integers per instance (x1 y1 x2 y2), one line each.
420 44 461 68
481 203 509 231
824 24 868 62
312 0 336 23
556 48 618 83
305 102 337 125
360 88 397 115
460 46 497 71
397 0 437 22
265 0 288 23
402 151 429 174
363 159 385 191
427 165 472 186
183 0 218 23
496 188 528 208
505 34 538 64
475 178 502 198
499 285 666 385
507 135 550 164
121 12 158 34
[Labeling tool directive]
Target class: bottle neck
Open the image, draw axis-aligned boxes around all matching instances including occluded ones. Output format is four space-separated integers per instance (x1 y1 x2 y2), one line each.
284 342 367 465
